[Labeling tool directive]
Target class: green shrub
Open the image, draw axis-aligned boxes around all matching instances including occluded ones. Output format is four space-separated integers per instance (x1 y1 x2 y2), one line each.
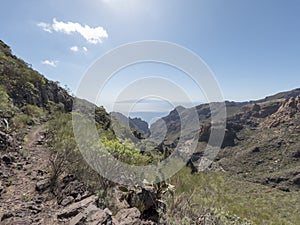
12 114 32 129
0 85 14 117
99 137 150 166
22 104 44 118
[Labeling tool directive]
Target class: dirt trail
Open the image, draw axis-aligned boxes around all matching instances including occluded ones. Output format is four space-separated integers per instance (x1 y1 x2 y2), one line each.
0 125 58 225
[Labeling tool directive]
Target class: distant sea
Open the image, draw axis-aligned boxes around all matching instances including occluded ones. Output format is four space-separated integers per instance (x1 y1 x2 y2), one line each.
128 111 170 125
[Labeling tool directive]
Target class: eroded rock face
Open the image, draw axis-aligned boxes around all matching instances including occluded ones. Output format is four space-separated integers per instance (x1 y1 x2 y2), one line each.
198 122 243 148
264 96 300 128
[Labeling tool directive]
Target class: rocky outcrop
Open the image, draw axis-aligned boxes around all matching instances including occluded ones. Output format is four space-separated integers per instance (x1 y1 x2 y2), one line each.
57 195 98 220
263 95 300 128
57 174 90 206
198 122 242 148
129 117 150 138
0 40 73 112
56 193 145 225
111 112 151 139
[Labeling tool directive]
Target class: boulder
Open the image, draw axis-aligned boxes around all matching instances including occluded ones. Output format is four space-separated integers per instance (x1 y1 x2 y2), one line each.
69 212 85 225
57 176 89 205
65 201 108 225
35 178 50 191
57 195 97 219
85 209 106 225
61 196 74 206
115 208 141 225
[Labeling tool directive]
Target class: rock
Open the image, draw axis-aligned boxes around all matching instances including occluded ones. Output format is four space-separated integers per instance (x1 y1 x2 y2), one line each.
16 162 23 170
58 178 88 205
35 178 50 191
1 212 14 221
292 175 300 186
36 169 47 177
2 155 13 165
268 177 288 184
265 96 300 128
293 150 300 158
86 211 107 225
104 208 112 216
252 147 260 153
33 196 43 205
28 203 42 214
278 186 290 192
57 195 97 219
2 218 33 225
61 196 74 206
65 201 108 225
69 212 86 225
115 208 141 225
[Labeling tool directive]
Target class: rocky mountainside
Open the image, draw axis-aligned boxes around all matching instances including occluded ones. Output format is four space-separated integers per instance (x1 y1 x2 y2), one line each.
0 41 73 112
217 96 300 190
111 112 150 139
0 40 160 224
151 89 300 192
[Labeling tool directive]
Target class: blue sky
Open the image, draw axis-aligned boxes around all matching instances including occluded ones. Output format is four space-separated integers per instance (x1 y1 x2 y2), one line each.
1 0 300 114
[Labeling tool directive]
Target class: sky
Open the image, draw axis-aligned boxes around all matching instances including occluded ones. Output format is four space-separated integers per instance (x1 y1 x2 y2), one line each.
1 0 300 116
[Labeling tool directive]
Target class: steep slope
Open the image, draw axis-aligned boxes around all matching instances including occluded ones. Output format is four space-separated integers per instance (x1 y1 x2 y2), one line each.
219 95 300 191
0 41 72 112
151 88 300 191
111 112 150 139
0 40 100 224
0 40 163 225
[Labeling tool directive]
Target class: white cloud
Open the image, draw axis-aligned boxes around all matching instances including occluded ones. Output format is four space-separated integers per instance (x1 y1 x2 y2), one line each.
37 22 53 33
83 47 88 52
42 60 58 67
38 18 108 44
70 46 79 52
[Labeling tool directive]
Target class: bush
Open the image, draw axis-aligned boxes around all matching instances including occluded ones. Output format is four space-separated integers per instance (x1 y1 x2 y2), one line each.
12 114 32 129
22 104 44 118
0 86 14 117
99 137 150 166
